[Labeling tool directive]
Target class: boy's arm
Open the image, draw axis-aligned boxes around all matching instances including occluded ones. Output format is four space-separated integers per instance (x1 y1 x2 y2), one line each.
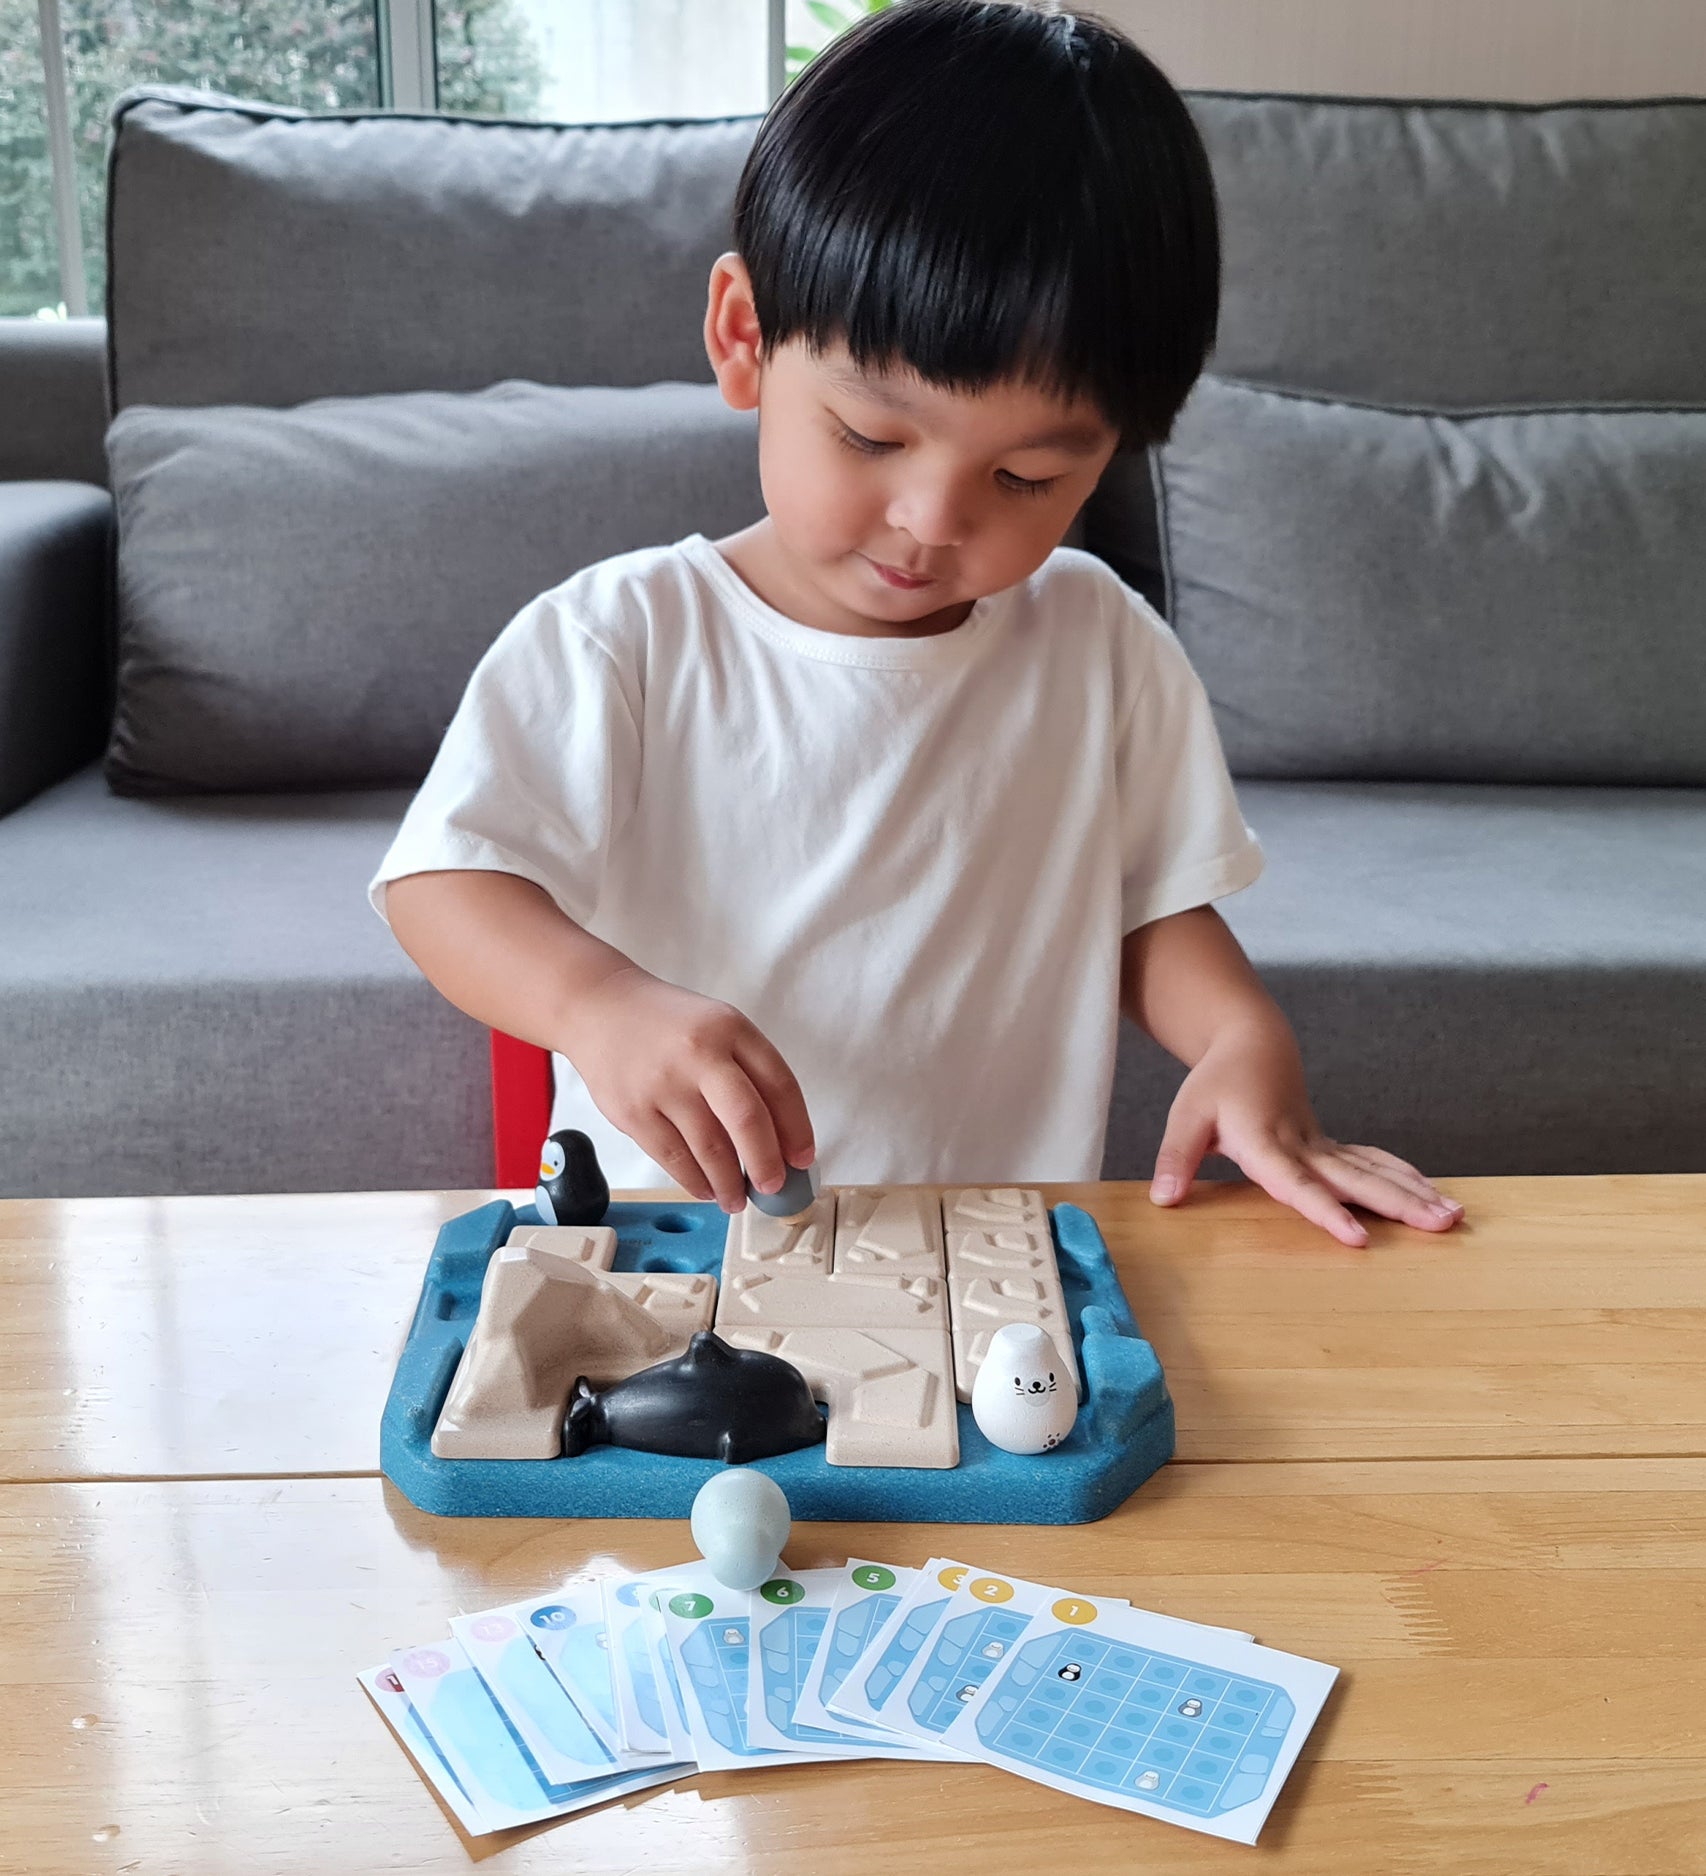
385 869 814 1212
1120 906 1463 1244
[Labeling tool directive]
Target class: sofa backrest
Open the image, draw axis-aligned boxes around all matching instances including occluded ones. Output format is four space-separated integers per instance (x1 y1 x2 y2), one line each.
1199 93 1706 409
1087 93 1706 605
106 87 758 412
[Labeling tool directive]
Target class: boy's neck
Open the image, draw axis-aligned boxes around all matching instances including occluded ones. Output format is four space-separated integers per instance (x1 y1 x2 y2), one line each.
711 520 977 641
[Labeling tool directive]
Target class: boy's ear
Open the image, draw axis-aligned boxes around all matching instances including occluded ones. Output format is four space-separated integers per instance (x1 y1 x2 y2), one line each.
704 253 764 412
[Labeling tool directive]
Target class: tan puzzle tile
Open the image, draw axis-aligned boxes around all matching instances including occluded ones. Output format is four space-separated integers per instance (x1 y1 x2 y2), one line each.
720 1194 837 1281
946 1221 1080 1404
598 1270 717 1334
721 1325 959 1468
432 1245 691 1460
503 1224 617 1268
941 1186 1048 1232
833 1186 946 1278
715 1268 946 1330
945 1224 1056 1272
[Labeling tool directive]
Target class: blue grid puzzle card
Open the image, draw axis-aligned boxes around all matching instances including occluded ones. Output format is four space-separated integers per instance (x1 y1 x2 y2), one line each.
939 1600 1337 1844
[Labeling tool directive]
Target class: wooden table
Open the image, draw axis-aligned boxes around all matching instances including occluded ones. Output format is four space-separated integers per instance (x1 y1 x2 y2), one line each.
4 1177 1704 1873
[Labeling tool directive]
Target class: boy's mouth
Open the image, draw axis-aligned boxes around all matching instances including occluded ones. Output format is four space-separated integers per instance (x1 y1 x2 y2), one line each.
863 555 935 591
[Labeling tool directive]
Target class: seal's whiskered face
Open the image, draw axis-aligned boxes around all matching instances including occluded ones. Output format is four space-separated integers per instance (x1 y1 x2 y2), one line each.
1012 1372 1058 1395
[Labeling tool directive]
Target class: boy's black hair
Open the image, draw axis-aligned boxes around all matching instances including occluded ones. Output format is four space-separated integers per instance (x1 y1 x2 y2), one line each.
732 0 1219 448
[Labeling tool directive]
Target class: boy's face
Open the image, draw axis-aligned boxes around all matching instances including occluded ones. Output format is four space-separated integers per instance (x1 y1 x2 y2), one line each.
706 257 1120 637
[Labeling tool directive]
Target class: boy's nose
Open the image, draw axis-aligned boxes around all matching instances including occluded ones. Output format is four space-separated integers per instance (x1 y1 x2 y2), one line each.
886 487 968 549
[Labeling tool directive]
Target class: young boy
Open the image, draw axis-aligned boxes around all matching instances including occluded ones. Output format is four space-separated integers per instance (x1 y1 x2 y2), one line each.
373 0 1462 1249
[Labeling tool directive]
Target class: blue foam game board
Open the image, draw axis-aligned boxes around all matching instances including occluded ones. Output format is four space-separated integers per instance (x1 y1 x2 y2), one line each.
974 1631 1295 1819
380 1197 1173 1522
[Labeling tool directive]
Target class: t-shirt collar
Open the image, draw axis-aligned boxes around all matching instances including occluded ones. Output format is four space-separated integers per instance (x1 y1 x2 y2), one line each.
679 532 1011 671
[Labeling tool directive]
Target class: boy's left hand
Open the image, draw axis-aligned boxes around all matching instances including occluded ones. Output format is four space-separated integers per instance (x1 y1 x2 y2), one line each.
1148 1022 1464 1247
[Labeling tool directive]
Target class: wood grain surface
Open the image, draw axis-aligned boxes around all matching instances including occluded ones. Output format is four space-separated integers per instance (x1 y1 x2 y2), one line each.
3 1177 1704 1873
4 1461 1704 1875
4 1178 1704 1480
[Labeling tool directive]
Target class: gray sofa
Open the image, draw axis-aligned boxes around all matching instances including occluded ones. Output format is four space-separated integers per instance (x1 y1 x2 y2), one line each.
1 85 1702 1200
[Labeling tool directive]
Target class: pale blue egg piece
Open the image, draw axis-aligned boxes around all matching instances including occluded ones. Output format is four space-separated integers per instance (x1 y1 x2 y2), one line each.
690 1469 793 1590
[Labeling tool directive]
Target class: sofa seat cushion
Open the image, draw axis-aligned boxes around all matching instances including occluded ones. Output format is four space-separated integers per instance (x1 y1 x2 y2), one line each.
1106 780 1706 1180
0 765 490 1198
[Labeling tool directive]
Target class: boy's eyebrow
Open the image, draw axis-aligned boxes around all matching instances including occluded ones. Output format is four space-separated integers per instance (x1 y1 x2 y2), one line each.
824 367 1110 453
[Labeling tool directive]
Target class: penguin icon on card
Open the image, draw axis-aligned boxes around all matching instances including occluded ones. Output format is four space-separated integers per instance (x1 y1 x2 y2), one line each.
971 1322 1078 1455
534 1129 609 1227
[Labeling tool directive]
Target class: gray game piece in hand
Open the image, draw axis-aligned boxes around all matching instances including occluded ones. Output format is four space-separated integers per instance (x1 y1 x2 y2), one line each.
745 1162 820 1218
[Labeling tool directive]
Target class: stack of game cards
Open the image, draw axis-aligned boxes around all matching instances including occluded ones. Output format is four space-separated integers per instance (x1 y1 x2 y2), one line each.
361 1554 1336 1844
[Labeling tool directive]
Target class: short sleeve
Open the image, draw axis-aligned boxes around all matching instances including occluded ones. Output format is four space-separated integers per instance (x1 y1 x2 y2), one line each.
367 588 642 928
1115 603 1264 932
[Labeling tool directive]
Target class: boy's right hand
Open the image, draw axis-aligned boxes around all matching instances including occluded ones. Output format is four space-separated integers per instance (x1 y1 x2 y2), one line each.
560 964 816 1213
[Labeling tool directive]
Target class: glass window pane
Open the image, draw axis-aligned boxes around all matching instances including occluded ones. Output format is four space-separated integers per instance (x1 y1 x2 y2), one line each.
52 0 382 310
785 0 891 84
0 7 65 315
440 0 767 124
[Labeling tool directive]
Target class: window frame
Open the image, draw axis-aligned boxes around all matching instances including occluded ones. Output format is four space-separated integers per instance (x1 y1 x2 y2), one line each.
23 0 791 320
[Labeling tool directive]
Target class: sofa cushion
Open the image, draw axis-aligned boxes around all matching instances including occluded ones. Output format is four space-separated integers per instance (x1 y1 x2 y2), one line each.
0 764 490 1199
107 88 758 411
105 378 762 793
1105 779 1706 1182
1087 93 1706 611
1156 376 1706 782
6 769 1700 1199
1194 94 1706 410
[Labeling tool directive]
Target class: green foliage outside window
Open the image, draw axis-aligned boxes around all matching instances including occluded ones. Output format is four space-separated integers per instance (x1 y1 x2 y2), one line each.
0 0 543 318
786 0 894 83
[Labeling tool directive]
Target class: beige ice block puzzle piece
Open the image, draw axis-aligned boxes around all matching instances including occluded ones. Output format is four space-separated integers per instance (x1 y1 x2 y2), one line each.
833 1186 946 1278
503 1225 617 1268
942 1186 1049 1232
502 1227 714 1330
946 1225 1080 1404
431 1243 711 1460
716 1267 946 1330
722 1325 959 1469
721 1195 836 1280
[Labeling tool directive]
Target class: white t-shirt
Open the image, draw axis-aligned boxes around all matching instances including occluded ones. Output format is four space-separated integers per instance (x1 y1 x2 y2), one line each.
370 532 1262 1187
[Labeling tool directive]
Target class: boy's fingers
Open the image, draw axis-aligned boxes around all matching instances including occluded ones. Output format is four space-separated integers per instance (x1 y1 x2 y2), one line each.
629 1112 714 1203
666 1094 747 1213
664 1095 746 1215
1333 1144 1438 1205
733 1032 817 1168
1316 1149 1462 1232
1338 1143 1463 1216
1150 1106 1215 1206
1241 1144 1368 1247
702 1061 787 1197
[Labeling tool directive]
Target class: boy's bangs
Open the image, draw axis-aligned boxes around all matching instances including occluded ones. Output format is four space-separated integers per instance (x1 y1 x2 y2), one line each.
732 0 1219 448
773 205 1109 423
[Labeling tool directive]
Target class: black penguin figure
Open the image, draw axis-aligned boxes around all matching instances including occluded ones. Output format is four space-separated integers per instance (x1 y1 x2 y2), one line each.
533 1129 609 1227
563 1331 825 1463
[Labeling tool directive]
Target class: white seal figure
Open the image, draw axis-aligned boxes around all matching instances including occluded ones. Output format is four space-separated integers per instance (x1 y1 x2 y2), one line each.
690 1469 792 1590
971 1322 1078 1455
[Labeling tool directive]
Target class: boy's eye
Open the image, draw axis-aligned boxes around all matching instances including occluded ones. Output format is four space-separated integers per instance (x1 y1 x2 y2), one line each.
834 422 894 456
997 469 1060 498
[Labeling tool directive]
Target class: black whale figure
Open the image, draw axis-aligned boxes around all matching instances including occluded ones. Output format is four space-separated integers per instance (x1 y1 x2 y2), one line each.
563 1330 826 1463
